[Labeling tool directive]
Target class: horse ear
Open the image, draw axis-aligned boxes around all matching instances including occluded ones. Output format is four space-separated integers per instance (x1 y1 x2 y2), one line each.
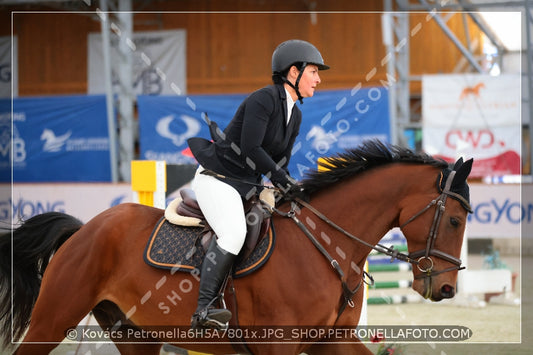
454 158 473 183
453 157 464 171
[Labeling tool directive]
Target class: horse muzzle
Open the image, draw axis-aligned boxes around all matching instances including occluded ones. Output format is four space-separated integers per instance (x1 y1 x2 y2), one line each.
412 263 459 301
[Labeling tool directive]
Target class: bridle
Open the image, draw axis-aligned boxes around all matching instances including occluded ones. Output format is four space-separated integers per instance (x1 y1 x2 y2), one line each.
399 170 469 297
270 167 470 308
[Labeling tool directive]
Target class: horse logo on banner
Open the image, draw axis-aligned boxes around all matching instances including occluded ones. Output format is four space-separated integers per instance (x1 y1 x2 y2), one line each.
40 128 71 153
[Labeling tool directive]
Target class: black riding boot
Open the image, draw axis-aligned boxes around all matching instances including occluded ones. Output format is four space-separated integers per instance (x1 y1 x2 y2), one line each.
191 238 236 330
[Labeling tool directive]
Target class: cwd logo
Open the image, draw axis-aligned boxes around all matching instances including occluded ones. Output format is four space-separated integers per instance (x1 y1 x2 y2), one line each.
445 129 502 150
41 128 71 152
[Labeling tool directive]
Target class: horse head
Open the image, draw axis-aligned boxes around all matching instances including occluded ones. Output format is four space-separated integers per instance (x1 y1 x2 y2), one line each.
299 141 475 305
398 157 473 301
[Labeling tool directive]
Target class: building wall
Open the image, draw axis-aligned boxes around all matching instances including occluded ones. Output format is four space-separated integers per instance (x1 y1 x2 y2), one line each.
1 2 482 96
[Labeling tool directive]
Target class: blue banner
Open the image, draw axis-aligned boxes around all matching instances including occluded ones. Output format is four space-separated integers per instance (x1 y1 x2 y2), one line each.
138 87 389 180
0 98 10 182
1 95 111 182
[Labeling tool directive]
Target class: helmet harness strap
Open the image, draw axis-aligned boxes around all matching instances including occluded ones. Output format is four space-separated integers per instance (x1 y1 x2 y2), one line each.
282 61 307 104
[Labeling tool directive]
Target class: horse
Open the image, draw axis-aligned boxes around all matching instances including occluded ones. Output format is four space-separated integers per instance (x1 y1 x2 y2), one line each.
0 140 473 355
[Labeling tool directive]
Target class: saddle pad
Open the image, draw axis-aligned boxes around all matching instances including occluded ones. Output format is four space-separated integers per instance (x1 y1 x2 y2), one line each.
144 217 275 278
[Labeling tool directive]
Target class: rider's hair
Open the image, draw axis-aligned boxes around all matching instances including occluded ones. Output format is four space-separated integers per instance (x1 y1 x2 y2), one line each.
272 62 304 85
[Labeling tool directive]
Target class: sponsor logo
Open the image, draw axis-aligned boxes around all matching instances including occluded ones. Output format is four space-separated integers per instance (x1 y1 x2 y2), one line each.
40 128 109 153
445 129 502 150
305 125 341 152
41 128 72 152
155 114 201 147
459 82 485 100
0 198 66 222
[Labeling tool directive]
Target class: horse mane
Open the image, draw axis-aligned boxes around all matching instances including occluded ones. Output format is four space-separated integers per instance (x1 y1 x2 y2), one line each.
300 140 448 195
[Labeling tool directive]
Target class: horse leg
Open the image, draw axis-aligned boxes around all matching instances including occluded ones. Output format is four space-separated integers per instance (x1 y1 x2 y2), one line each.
14 259 100 355
15 225 114 354
92 300 162 355
304 291 373 355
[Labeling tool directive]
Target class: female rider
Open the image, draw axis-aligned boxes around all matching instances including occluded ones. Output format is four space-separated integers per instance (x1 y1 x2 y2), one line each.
187 39 329 330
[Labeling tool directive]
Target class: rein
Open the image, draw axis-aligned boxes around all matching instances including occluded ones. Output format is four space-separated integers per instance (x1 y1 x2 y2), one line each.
271 202 363 320
271 168 466 306
206 166 466 313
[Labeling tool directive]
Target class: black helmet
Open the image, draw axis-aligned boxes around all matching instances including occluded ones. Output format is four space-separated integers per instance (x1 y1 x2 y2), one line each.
272 39 329 73
271 39 329 104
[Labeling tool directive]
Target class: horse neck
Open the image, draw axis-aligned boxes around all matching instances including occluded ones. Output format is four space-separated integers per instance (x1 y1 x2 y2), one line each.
302 164 435 268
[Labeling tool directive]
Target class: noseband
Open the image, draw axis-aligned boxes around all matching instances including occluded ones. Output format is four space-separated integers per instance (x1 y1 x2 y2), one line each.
399 170 466 289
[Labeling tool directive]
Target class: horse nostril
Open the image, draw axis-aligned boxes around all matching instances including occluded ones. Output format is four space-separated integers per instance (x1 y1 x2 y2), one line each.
441 284 455 298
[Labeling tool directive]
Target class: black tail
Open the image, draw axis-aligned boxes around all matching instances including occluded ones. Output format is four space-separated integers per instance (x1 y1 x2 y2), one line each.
0 212 84 348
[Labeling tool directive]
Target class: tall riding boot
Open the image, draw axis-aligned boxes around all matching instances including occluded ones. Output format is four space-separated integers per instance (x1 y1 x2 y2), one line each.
191 238 237 330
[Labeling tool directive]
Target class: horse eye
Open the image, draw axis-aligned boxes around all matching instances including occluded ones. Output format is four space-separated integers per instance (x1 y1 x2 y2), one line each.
450 217 459 227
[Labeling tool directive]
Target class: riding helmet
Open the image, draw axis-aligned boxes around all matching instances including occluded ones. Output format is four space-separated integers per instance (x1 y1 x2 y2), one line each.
271 39 330 73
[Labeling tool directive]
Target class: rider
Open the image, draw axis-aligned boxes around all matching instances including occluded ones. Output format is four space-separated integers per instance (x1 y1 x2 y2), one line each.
187 39 329 330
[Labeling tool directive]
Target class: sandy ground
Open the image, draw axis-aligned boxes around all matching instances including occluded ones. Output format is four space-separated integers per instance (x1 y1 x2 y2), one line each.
364 254 528 355
15 254 531 355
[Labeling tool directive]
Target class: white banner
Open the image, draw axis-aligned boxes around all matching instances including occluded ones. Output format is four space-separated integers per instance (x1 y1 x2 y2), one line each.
468 183 530 238
0 36 17 98
88 30 186 96
2 183 132 223
422 74 521 178
1 182 529 238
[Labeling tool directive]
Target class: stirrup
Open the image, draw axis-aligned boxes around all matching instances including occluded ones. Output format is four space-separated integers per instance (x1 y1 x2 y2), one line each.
191 307 232 330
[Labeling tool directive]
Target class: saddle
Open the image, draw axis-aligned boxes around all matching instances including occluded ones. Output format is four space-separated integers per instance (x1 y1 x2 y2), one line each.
173 188 273 261
144 188 276 277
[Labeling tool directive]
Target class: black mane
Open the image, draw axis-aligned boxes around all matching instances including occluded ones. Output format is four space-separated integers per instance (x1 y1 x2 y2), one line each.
300 140 448 195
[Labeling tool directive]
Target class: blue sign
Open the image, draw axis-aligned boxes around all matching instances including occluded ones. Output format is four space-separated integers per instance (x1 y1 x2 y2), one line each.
137 93 245 165
1 95 111 182
0 98 10 182
137 87 390 180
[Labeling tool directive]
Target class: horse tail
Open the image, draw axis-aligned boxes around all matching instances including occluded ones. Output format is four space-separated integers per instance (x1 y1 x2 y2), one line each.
0 212 84 347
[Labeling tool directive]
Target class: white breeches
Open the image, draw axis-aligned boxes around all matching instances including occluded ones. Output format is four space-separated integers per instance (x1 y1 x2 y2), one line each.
191 166 247 255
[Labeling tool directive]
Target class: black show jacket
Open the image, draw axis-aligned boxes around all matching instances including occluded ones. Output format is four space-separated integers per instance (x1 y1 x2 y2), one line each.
188 84 302 197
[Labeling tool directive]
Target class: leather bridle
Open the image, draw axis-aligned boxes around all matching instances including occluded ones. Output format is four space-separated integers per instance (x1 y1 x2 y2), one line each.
398 170 469 299
270 167 470 305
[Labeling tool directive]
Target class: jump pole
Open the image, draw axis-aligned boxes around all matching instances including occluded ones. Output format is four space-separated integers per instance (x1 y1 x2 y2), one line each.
131 160 166 209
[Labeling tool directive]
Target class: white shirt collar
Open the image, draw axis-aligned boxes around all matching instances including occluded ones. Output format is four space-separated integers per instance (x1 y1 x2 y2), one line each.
285 88 295 125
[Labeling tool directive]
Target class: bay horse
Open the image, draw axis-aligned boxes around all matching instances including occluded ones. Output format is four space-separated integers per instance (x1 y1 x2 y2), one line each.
0 141 473 355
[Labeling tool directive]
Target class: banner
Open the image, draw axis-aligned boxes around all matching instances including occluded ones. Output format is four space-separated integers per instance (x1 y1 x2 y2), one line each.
1 95 111 182
137 87 390 179
467 183 528 238
88 30 186 96
0 36 17 98
422 74 520 178
2 182 528 237
2 183 132 223
0 99 9 182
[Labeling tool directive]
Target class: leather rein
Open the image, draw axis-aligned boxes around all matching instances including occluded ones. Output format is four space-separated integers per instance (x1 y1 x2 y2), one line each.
270 168 467 314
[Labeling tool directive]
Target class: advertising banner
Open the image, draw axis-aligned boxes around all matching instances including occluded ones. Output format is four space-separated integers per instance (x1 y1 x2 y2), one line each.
1 95 111 182
3 182 528 238
467 183 529 239
137 87 390 180
422 74 521 178
88 30 186 96
3 183 132 223
0 36 17 98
